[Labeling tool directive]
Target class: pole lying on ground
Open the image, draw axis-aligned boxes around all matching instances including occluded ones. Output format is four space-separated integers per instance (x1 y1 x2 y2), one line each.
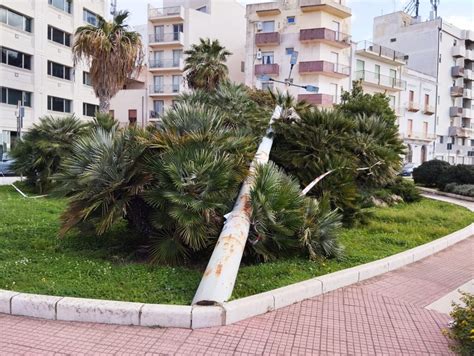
192 105 282 305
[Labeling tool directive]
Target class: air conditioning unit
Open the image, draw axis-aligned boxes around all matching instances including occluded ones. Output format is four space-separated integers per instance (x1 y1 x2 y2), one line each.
256 49 262 60
256 22 263 32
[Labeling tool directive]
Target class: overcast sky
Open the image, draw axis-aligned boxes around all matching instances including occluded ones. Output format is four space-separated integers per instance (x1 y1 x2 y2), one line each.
115 0 474 42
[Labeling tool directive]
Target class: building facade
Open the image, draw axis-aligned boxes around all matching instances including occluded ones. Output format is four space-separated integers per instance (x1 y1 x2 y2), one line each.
244 0 352 106
0 0 106 152
145 0 246 124
373 12 474 165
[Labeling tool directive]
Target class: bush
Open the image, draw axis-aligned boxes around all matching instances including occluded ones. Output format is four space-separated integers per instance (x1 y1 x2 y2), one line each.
387 177 421 203
444 183 474 198
437 165 474 190
443 292 474 355
412 160 451 187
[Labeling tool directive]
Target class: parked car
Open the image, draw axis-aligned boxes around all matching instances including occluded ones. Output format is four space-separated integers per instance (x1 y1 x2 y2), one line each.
400 163 416 176
0 154 16 176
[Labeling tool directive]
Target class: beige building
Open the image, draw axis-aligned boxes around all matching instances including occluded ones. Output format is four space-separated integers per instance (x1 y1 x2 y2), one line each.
0 0 106 151
244 0 351 106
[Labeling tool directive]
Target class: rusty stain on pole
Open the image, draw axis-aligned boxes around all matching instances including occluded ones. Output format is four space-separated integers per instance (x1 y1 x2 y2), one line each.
192 106 282 305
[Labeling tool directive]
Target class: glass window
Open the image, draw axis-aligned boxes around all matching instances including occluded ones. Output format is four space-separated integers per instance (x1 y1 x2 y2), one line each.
0 7 32 32
83 9 98 26
48 96 71 112
0 87 32 107
172 75 181 92
262 52 274 64
1 47 32 70
83 103 98 117
262 21 274 32
286 47 294 55
48 26 71 47
49 0 72 14
287 16 295 24
48 61 71 80
83 72 92 86
153 100 164 115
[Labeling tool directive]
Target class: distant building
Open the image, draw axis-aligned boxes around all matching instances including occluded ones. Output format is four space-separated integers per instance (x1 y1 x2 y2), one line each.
0 0 106 152
244 0 352 106
373 11 474 165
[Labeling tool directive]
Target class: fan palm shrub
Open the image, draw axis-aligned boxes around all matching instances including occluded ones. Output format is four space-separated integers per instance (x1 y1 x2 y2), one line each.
184 38 231 91
73 11 143 112
11 115 89 193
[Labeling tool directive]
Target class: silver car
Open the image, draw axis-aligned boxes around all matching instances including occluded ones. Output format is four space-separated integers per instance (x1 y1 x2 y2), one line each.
0 154 16 176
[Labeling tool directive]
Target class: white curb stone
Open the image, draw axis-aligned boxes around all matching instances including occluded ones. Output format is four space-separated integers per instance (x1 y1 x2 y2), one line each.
317 268 359 293
140 304 192 328
387 252 414 271
223 293 274 325
11 293 62 320
272 279 323 309
56 297 142 325
0 290 20 314
357 260 390 282
192 305 224 329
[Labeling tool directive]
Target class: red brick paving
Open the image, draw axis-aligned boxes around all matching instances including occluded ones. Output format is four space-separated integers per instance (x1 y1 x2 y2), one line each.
1 237 472 355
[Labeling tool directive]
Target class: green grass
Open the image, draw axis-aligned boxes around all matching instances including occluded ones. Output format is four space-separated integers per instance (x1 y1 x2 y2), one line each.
0 185 472 304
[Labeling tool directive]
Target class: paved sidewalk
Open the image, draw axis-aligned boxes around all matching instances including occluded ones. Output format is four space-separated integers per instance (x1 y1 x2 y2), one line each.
1 237 472 355
421 192 474 212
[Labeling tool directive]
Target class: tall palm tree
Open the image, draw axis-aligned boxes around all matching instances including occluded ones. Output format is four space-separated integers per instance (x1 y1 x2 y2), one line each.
73 11 143 113
184 38 231 91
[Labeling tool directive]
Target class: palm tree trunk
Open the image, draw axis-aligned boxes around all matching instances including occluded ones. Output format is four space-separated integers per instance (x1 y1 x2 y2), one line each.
99 96 111 113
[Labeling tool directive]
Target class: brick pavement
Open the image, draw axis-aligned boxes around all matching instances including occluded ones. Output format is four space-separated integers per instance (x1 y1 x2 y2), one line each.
1 237 472 355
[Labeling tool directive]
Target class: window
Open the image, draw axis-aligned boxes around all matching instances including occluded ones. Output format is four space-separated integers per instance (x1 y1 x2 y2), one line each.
153 100 164 116
172 24 183 39
47 96 71 113
172 75 181 92
390 38 396 42
172 49 182 66
48 0 72 14
48 26 71 47
0 6 32 32
262 51 274 64
389 95 396 108
83 72 92 86
407 119 413 134
128 109 137 125
409 90 414 102
287 16 295 24
83 9 98 26
1 87 32 107
439 136 444 144
261 82 273 91
330 83 338 104
424 94 430 106
1 47 31 70
374 64 380 79
286 47 294 55
241 61 245 72
262 21 275 33
47 61 71 80
83 102 98 117
196 5 207 13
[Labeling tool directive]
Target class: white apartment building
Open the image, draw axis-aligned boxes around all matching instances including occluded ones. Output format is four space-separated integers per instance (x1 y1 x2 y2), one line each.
0 0 106 152
373 12 474 165
244 0 352 106
145 0 246 123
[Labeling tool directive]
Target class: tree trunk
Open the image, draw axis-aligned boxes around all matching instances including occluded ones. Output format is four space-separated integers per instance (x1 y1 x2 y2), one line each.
99 96 111 114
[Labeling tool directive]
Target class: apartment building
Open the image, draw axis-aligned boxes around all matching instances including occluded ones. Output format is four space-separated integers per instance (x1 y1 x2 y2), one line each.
244 0 352 106
373 11 474 165
146 0 245 123
0 0 106 152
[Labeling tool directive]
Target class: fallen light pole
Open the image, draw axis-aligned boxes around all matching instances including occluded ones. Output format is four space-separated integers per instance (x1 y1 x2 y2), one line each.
192 105 282 305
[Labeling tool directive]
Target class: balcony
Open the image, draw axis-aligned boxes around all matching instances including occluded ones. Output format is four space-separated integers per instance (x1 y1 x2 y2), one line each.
452 45 466 58
462 108 473 120
149 84 181 96
255 32 280 46
449 126 472 138
407 101 420 112
451 66 465 77
149 110 164 120
466 49 474 61
401 131 436 142
464 30 474 42
299 28 350 48
356 41 407 64
450 86 464 97
148 6 184 21
423 104 435 115
464 89 473 99
355 70 406 91
255 63 279 76
465 69 473 81
149 32 184 47
299 60 350 78
299 0 351 18
298 93 333 106
254 2 281 16
450 106 463 117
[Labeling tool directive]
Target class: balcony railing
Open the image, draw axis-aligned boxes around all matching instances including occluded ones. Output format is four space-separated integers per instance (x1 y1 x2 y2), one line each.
149 84 181 94
407 101 420 112
297 93 334 106
255 63 279 75
451 66 465 77
299 0 351 18
356 40 407 63
149 32 183 43
255 32 280 46
149 59 182 69
149 6 183 19
449 106 463 117
299 60 350 77
299 28 350 47
452 45 466 58
450 86 464 97
464 89 473 99
401 131 436 141
449 126 472 138
150 110 164 119
423 104 435 115
462 108 473 120
355 70 406 90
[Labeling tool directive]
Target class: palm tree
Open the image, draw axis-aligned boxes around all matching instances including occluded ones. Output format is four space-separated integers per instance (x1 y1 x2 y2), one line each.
73 11 143 113
184 38 231 91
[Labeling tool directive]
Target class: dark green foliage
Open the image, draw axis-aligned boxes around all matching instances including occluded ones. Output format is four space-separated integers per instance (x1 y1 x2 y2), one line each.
387 177 422 203
245 87 275 109
443 183 474 197
11 115 89 193
437 165 474 189
412 160 451 187
91 112 120 131
443 292 474 355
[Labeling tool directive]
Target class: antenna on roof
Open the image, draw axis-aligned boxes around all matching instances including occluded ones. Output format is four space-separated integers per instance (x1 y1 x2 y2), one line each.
403 0 420 18
430 0 440 18
110 0 117 16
